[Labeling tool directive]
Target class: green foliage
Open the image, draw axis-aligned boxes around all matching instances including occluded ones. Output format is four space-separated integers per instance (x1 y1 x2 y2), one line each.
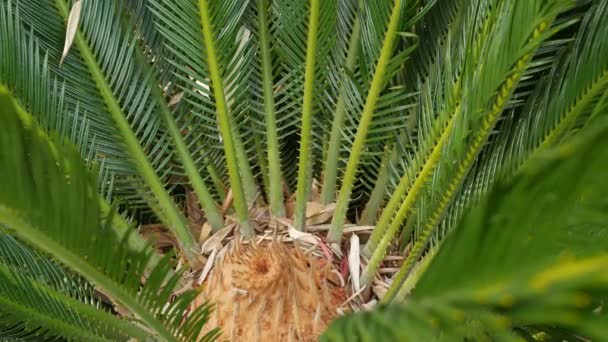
436 0 608 242
1 0 608 340
0 231 129 341
0 88 217 341
323 115 608 341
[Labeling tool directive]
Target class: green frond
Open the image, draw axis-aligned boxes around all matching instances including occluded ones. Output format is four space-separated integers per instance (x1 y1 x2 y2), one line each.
146 0 229 192
0 0 204 260
403 0 462 86
0 322 42 341
534 4 608 148
150 0 259 205
357 0 393 83
361 38 463 278
0 233 142 341
0 4 159 263
196 0 254 235
0 231 137 340
251 0 285 217
58 0 199 258
2 0 608 339
324 115 608 342
0 89 217 341
118 0 226 231
361 0 478 254
329 0 426 240
411 118 608 300
0 231 95 300
123 0 170 80
319 15 361 205
435 0 608 244
358 144 393 224
256 0 343 228
363 0 577 291
1 1 149 213
370 2 574 229
293 0 338 229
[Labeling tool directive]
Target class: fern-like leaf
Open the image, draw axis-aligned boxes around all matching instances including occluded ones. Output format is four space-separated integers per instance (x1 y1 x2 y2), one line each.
0 88 217 341
324 115 608 341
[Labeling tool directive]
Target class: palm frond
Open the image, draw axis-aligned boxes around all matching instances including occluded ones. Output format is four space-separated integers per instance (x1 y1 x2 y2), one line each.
0 231 152 340
361 0 475 271
0 88 217 341
319 11 361 205
324 115 608 341
149 0 258 234
0 4 159 262
0 232 142 341
248 0 286 216
120 0 227 231
124 0 170 80
1 1 148 213
328 0 428 240
435 0 608 245
362 0 577 288
292 0 341 229
197 0 256 234
0 0 208 261
0 231 94 300
357 0 569 224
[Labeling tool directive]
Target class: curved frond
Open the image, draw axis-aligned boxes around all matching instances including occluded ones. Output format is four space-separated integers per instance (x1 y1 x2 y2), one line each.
0 231 94 300
328 0 426 240
0 264 142 341
363 0 577 290
0 0 210 260
0 4 164 267
0 232 138 340
0 88 217 341
293 0 339 229
324 116 608 341
0 1 146 214
436 0 608 246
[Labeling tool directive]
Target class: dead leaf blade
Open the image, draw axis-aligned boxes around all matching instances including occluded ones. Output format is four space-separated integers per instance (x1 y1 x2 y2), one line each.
60 0 82 65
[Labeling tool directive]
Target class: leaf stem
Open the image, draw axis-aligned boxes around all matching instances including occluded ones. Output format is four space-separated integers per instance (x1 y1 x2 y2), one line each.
359 144 392 225
198 0 253 236
117 0 225 230
328 0 403 241
204 159 227 200
320 17 362 205
361 114 456 286
256 0 285 217
294 0 322 230
154 85 225 231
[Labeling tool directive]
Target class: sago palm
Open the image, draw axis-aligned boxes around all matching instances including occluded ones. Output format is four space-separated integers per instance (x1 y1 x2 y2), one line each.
1 0 608 340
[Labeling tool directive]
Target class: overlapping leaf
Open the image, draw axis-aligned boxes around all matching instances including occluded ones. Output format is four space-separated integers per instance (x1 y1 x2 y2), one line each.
436 0 608 242
0 89 217 341
324 115 608 342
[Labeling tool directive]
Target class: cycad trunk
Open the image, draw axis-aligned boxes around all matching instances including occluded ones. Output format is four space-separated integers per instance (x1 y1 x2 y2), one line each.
197 241 345 341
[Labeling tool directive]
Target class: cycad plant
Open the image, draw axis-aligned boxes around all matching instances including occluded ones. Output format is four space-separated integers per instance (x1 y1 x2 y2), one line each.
1 0 608 340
